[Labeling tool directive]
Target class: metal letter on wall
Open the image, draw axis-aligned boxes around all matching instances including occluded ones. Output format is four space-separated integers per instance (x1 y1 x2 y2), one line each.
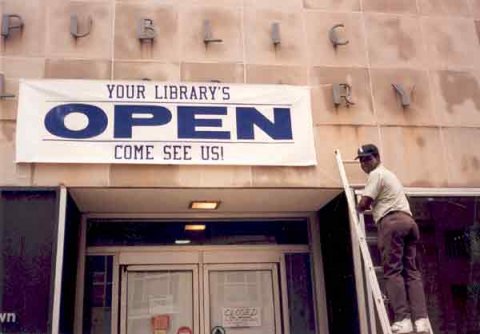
203 19 222 45
137 18 156 42
271 22 281 47
392 83 412 108
0 74 15 99
70 14 92 39
332 83 355 107
329 24 349 49
1 14 24 39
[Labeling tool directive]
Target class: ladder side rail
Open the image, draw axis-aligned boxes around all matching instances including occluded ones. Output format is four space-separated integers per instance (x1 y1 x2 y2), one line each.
346 186 393 334
352 211 392 334
348 187 370 334
335 150 393 334
358 211 377 334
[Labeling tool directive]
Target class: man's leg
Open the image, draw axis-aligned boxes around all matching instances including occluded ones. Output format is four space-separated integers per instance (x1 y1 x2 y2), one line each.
403 218 428 320
378 214 410 321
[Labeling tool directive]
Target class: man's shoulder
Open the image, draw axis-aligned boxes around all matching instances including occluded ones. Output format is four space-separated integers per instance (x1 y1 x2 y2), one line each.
380 165 399 178
374 164 397 176
366 166 384 186
377 165 404 188
369 165 401 185
370 164 386 176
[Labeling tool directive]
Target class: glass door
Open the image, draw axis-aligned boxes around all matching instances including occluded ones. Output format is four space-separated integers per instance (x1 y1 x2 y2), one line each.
114 250 300 334
203 263 282 334
120 265 199 334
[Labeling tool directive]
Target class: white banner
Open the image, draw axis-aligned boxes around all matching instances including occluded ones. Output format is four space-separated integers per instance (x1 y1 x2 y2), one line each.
16 80 317 166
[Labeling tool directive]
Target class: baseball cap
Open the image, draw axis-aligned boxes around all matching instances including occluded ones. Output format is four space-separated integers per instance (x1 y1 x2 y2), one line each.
355 144 379 159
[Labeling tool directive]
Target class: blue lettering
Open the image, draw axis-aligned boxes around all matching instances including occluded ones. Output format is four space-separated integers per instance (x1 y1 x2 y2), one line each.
178 106 230 139
114 105 172 138
179 85 188 100
45 103 107 139
208 86 217 99
107 84 146 99
199 86 208 100
169 85 178 99
222 87 230 100
189 87 198 100
201 145 224 160
163 145 192 160
44 103 292 141
114 144 154 160
236 107 292 140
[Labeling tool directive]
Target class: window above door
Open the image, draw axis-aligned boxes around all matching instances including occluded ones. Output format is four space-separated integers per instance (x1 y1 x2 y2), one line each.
86 219 309 247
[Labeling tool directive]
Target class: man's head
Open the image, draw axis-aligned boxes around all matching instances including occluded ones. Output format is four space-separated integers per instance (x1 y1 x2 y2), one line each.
355 144 380 174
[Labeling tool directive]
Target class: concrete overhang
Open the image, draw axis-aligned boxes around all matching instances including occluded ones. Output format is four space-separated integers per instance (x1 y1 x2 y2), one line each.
68 187 342 215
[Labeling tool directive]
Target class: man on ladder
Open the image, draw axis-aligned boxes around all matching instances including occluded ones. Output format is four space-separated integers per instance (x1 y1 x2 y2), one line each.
355 144 430 334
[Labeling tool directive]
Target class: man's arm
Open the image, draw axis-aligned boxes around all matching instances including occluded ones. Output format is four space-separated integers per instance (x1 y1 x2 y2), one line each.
358 169 381 213
357 195 373 213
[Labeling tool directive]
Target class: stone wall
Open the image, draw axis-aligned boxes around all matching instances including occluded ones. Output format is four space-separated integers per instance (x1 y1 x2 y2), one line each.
1 0 479 188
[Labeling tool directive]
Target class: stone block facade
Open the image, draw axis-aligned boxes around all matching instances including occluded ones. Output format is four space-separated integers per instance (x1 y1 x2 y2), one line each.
1 0 479 188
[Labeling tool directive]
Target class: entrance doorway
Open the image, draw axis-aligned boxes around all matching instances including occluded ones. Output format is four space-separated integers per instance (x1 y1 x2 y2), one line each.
121 262 282 334
79 218 319 334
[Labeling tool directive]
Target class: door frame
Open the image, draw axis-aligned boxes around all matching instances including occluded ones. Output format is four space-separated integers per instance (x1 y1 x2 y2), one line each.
203 263 283 334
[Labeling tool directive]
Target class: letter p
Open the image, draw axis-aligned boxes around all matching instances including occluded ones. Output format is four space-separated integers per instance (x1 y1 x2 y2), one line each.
114 105 172 138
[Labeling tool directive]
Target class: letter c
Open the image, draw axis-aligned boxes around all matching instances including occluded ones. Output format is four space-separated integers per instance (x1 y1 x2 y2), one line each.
45 103 108 139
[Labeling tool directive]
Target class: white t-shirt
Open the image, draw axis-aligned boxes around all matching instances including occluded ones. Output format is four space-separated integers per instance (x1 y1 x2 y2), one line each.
363 164 412 223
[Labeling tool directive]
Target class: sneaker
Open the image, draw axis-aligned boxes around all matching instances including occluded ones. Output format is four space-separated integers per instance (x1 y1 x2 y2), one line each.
415 318 430 333
391 318 414 333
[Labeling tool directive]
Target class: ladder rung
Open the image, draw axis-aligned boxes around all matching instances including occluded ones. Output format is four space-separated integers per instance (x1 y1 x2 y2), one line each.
350 184 366 189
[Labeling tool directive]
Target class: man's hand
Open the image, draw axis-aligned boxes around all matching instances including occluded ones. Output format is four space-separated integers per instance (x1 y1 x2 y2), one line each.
357 196 373 213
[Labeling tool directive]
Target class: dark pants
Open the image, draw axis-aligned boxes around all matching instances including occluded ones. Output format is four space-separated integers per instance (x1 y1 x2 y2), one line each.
378 211 428 321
